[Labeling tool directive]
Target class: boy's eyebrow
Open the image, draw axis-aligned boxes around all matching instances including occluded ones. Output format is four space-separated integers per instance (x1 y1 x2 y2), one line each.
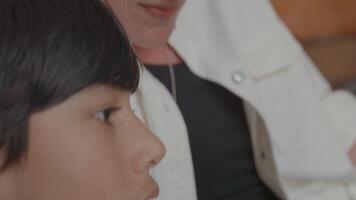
70 85 127 105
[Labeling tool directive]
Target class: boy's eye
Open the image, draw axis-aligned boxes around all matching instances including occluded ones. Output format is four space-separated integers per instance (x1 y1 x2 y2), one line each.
95 107 119 124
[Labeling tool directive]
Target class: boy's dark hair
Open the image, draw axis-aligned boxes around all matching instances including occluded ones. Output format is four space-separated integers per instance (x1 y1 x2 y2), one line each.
0 0 139 171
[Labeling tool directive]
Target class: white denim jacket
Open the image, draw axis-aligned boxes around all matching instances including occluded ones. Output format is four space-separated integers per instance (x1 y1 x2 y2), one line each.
131 0 356 199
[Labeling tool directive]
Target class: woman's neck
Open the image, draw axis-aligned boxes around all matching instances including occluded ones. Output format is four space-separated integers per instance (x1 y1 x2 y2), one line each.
134 44 182 66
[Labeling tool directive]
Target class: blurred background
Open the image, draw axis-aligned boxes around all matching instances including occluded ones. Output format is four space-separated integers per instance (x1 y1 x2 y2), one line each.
271 0 356 93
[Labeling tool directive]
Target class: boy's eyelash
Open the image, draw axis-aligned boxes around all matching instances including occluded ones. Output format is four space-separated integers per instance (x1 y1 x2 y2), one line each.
95 107 120 124
104 107 118 118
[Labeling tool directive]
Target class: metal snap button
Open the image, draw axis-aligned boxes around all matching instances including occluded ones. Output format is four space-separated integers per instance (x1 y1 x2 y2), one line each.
231 70 246 84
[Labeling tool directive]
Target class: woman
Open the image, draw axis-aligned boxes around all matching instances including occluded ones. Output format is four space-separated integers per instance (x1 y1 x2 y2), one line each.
107 0 356 200
0 0 164 199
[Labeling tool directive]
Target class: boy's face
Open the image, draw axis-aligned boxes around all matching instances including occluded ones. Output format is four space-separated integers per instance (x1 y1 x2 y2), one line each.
106 0 185 48
12 85 165 200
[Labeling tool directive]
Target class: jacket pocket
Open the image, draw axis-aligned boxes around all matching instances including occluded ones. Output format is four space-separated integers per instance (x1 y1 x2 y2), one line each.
244 30 302 80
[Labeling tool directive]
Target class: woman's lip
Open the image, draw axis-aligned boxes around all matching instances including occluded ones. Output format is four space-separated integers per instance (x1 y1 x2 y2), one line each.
140 4 177 18
147 186 159 199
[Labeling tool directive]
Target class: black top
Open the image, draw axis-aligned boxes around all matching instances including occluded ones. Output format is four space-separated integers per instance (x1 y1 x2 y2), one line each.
146 63 278 200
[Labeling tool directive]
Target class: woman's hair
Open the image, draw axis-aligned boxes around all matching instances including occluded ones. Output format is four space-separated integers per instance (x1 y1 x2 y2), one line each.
0 0 139 171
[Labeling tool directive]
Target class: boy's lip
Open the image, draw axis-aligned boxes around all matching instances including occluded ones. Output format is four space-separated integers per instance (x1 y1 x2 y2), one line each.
146 185 159 199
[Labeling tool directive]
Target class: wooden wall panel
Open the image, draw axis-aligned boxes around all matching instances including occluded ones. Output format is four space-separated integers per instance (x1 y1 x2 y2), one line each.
271 0 356 90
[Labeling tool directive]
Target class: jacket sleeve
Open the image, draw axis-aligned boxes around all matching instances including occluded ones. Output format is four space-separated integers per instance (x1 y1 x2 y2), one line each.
300 50 356 168
299 40 356 198
270 1 356 195
299 51 356 153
